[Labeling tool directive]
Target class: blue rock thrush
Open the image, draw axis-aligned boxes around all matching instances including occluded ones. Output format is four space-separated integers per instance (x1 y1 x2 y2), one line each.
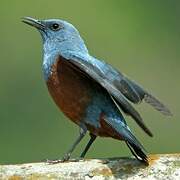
22 17 172 164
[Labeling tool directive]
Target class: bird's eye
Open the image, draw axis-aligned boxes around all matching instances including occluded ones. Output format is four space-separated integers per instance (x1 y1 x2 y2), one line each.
51 23 61 31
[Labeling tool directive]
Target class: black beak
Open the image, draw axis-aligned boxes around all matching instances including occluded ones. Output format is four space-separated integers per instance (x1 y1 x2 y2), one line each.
22 17 45 30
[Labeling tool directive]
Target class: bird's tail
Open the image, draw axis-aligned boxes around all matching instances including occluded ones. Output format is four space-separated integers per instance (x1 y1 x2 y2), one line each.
125 141 148 165
120 126 149 164
103 113 149 164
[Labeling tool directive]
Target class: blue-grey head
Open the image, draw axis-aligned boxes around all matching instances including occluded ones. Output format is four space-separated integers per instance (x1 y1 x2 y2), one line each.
22 17 89 79
22 17 88 55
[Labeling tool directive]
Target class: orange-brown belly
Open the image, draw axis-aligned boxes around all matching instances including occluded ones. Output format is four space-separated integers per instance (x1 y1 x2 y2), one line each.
46 57 92 124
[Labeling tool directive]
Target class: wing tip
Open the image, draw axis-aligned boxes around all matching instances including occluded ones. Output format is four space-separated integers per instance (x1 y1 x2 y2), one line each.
144 94 173 117
148 131 154 137
132 112 154 137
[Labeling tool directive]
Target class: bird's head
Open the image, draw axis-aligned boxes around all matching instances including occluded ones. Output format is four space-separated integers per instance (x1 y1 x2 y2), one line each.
22 17 88 54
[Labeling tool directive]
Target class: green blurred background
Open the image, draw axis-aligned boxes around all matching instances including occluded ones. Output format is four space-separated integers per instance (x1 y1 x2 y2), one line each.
0 0 179 164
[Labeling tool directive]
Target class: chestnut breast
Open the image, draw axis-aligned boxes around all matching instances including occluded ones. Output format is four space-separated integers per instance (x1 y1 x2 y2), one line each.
46 56 92 124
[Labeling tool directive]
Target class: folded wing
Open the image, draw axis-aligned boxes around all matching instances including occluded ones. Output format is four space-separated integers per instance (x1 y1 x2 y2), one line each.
63 52 172 136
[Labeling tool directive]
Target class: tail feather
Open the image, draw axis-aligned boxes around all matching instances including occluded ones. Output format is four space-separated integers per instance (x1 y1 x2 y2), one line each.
104 116 148 164
121 126 148 164
126 141 148 165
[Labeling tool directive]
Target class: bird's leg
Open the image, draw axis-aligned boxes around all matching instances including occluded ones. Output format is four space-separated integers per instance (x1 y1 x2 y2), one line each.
47 128 86 164
61 127 86 162
80 133 97 158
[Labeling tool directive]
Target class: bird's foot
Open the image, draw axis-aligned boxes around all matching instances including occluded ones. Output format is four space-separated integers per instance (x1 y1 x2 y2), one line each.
46 159 63 164
46 153 71 164
61 154 82 162
45 154 84 164
61 153 71 162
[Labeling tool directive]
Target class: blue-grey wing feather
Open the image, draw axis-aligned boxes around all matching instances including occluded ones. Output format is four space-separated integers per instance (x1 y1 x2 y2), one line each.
94 57 172 116
68 52 172 116
63 52 153 137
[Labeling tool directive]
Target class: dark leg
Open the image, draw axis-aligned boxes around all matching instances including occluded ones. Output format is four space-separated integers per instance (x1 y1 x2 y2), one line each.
62 128 87 161
80 133 97 158
47 128 86 164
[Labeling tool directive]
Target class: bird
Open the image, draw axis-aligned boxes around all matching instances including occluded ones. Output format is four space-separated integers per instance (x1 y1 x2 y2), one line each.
22 17 172 165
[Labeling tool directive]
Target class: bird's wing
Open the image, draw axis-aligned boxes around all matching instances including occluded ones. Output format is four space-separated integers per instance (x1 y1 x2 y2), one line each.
63 52 172 136
62 52 153 137
65 52 172 116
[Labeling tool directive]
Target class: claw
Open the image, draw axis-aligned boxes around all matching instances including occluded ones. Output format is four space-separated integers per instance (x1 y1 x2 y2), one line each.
45 153 71 164
46 159 63 164
61 153 71 162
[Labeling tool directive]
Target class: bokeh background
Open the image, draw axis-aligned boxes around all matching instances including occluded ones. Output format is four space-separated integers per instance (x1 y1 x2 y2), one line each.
0 0 179 164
